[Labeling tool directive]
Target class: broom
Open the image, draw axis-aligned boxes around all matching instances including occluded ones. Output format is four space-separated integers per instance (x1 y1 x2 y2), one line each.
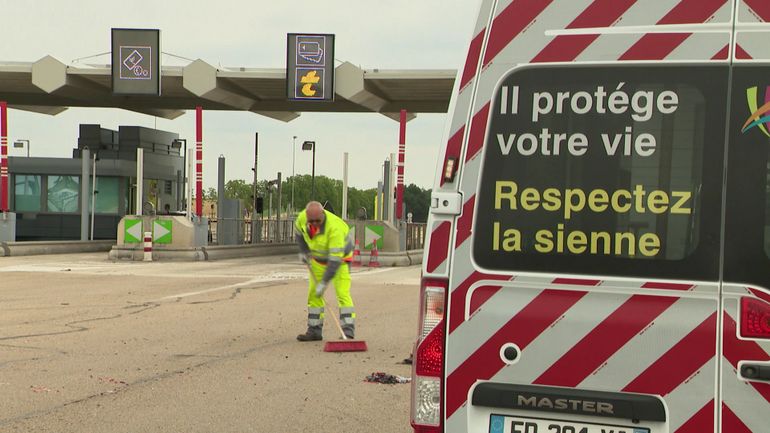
305 262 368 352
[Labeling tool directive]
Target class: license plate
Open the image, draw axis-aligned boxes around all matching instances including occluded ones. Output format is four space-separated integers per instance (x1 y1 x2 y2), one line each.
489 414 650 433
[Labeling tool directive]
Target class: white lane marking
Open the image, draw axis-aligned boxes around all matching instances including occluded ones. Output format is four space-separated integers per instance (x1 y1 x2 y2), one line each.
154 275 290 301
353 267 403 277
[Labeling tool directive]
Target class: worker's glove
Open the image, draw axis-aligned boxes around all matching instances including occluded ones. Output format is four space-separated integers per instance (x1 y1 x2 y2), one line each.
315 281 328 297
298 253 309 264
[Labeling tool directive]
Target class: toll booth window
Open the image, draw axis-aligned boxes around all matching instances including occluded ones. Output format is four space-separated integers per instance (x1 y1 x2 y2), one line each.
91 177 120 214
473 66 727 280
13 175 42 212
47 175 80 213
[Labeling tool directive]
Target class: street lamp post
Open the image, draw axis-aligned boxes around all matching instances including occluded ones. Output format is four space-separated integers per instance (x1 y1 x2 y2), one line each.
302 141 316 200
292 135 297 215
171 138 187 211
13 139 30 157
90 152 98 240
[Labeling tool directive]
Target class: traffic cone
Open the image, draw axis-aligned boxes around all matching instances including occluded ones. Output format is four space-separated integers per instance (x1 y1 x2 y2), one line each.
368 242 380 268
352 240 362 267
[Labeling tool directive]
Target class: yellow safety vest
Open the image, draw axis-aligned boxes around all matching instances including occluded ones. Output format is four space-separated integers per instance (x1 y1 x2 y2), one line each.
295 209 353 264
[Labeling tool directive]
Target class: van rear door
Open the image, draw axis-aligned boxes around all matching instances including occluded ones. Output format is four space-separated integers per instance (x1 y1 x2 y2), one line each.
425 1 741 433
720 2 770 430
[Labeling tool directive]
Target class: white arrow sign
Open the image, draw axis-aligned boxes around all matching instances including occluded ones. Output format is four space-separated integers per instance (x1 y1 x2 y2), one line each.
365 227 381 247
153 220 171 241
126 221 143 242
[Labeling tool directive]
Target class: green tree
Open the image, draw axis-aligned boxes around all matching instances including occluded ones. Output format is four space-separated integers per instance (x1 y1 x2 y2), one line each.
208 175 392 221
403 184 431 223
203 187 217 201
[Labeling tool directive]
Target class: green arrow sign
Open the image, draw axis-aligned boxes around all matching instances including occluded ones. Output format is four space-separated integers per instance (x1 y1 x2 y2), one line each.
153 220 173 244
364 225 383 250
124 219 142 243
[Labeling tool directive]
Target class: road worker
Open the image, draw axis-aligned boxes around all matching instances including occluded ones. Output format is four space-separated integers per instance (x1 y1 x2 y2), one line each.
295 201 356 341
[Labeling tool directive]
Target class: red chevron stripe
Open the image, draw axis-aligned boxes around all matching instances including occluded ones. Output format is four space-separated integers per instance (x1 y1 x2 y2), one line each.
641 281 693 291
449 271 510 333
623 312 717 395
722 403 752 433
675 399 714 433
469 284 505 316
464 102 491 163
440 126 465 187
723 313 770 404
531 0 636 63
446 289 587 417
620 0 727 61
712 44 730 60
426 221 451 273
455 195 476 247
534 295 679 387
553 278 601 286
745 0 770 22
460 32 484 90
483 0 555 66
748 287 770 304
736 43 753 60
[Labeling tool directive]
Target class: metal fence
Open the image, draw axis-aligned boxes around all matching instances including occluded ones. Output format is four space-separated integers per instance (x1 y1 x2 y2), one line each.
208 217 296 245
208 218 427 249
405 222 427 251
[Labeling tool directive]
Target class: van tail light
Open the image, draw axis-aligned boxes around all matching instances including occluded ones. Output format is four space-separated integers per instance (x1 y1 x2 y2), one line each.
411 278 447 432
741 297 770 339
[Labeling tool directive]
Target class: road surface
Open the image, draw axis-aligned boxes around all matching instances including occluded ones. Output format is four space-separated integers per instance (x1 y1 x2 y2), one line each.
0 253 421 433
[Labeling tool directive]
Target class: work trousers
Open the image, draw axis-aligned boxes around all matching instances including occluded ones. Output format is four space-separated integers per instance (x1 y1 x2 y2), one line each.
306 259 355 334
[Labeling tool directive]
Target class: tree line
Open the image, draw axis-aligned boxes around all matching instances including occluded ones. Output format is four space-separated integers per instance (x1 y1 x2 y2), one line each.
203 174 431 222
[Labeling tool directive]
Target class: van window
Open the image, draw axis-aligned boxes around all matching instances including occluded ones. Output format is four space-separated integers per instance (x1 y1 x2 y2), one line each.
724 66 770 285
473 65 727 280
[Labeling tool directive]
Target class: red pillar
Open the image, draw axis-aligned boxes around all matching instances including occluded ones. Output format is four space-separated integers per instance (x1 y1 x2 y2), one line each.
195 106 203 217
396 108 406 220
0 102 8 212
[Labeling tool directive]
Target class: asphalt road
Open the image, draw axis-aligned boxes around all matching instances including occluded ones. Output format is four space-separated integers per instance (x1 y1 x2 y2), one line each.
0 253 420 433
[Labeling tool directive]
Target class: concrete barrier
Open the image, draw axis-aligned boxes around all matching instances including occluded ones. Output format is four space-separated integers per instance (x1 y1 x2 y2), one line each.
0 240 115 257
108 243 299 261
0 239 423 267
358 249 424 267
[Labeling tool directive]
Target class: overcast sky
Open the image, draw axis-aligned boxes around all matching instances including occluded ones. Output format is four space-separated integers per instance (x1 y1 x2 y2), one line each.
2 0 480 191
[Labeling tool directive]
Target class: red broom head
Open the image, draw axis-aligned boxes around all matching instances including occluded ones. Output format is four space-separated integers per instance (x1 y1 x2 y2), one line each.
323 340 368 352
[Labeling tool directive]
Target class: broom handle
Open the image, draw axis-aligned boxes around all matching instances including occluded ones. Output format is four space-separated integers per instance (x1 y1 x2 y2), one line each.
306 262 348 340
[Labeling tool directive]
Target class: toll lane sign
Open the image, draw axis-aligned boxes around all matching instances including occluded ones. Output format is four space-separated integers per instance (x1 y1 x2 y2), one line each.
120 46 152 80
112 28 161 95
364 225 383 250
124 219 142 244
287 34 335 101
153 220 172 244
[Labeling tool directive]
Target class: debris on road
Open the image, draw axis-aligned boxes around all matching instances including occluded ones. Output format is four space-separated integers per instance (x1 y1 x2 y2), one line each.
30 385 52 393
365 372 411 384
97 376 128 386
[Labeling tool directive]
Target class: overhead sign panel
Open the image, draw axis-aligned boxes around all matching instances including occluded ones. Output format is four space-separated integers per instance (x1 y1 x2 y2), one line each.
112 28 161 95
286 33 335 101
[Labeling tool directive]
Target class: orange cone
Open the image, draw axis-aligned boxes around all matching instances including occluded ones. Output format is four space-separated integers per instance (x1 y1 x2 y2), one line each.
352 240 362 267
368 241 380 268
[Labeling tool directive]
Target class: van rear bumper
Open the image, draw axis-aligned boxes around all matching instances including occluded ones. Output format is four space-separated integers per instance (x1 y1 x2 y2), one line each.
471 383 666 423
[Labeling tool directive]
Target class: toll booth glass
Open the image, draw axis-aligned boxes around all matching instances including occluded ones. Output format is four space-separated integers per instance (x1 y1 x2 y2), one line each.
13 174 42 212
47 175 80 213
89 177 120 214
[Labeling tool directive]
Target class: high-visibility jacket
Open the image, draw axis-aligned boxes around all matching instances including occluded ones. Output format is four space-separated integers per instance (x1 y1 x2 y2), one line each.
294 209 353 284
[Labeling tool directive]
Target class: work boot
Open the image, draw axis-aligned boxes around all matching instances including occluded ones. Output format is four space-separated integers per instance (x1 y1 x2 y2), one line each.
342 325 355 339
296 326 322 342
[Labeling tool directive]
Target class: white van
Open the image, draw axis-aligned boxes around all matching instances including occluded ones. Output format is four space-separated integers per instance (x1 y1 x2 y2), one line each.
411 1 770 432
